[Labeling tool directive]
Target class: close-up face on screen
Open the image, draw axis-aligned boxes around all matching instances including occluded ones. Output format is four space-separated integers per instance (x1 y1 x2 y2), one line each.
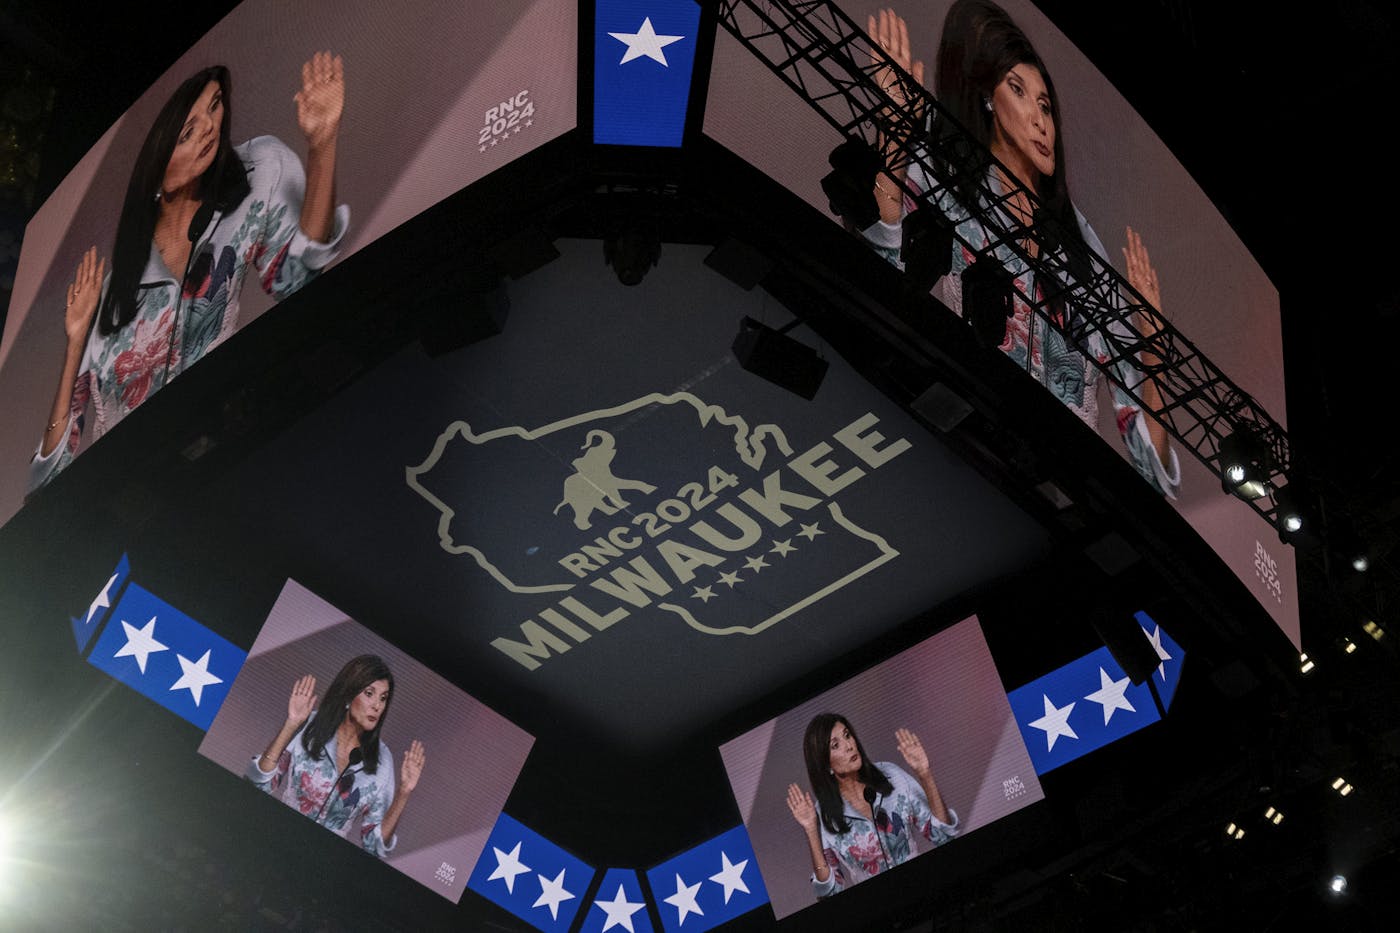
719 616 1042 920
198 579 535 904
704 0 1297 648
0 0 576 529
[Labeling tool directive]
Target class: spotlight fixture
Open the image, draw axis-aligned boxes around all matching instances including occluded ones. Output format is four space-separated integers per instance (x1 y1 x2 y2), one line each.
1272 482 1313 545
1351 554 1370 573
1331 777 1354 796
1343 638 1357 654
900 207 955 293
1264 806 1284 825
604 222 661 286
1218 428 1270 500
732 316 829 400
1329 875 1348 895
1362 620 1385 641
1299 652 1315 674
820 138 883 230
962 256 1014 350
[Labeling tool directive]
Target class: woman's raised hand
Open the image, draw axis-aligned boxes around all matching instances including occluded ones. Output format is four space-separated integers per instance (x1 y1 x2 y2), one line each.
401 739 426 793
895 727 930 775
294 51 344 150
1122 226 1162 314
868 9 924 116
64 247 105 348
286 674 317 725
786 783 819 833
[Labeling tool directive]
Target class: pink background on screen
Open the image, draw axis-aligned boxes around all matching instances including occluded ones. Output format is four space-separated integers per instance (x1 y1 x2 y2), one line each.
197 578 535 903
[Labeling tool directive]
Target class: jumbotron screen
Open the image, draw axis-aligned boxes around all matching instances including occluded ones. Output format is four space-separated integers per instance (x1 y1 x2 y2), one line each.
719 615 1041 920
704 0 1298 647
0 0 577 528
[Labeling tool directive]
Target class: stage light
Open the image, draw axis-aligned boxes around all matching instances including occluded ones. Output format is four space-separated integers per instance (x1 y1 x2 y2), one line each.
1351 554 1370 573
1344 638 1357 654
1218 429 1269 500
900 207 955 293
820 138 883 230
1225 822 1237 835
1331 777 1354 796
1264 807 1284 825
604 223 661 286
1329 875 1348 895
732 317 829 400
1272 483 1312 544
1363 620 1385 641
962 257 1015 349
1234 827 1245 840
1299 652 1314 674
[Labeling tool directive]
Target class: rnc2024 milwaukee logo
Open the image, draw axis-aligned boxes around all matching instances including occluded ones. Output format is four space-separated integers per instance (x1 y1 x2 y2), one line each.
404 393 911 670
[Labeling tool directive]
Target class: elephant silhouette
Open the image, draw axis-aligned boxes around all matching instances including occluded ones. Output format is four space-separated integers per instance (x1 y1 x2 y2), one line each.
552 430 657 530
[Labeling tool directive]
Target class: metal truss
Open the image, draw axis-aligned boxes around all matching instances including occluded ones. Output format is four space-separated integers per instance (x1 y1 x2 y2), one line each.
715 0 1294 529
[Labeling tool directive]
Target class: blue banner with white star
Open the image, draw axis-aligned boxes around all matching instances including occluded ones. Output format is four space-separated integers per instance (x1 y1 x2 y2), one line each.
1007 645 1161 774
86 582 245 730
1137 611 1184 711
581 868 654 933
646 824 769 932
467 812 596 932
72 553 130 654
595 0 701 146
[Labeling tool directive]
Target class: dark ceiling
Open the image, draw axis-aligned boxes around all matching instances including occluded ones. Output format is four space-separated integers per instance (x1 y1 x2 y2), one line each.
2 2 1398 931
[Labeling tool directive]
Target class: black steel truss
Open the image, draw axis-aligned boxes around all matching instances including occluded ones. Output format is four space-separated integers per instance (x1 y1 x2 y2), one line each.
714 0 1294 530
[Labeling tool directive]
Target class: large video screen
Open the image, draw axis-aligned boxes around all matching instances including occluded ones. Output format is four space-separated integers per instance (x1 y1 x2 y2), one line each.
198 579 535 903
0 0 577 527
719 615 1042 919
704 0 1298 646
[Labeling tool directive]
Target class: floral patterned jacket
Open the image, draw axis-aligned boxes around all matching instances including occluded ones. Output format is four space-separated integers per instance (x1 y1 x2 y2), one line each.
811 762 958 897
29 134 349 492
246 712 397 858
861 159 1179 497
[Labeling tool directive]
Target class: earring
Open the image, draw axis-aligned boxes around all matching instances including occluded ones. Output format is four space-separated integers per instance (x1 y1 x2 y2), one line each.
983 97 993 113
154 189 163 202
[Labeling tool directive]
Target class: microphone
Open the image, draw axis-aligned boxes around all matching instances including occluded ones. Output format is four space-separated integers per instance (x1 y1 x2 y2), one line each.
863 785 893 872
187 202 215 243
314 747 363 825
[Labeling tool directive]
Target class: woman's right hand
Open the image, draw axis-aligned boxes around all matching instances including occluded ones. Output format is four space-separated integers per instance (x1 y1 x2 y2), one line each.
64 247 105 348
786 783 819 834
868 9 925 127
287 674 317 725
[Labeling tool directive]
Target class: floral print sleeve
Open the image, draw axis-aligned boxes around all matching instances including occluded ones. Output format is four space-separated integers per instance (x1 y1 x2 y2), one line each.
27 135 349 495
246 715 397 858
810 762 957 898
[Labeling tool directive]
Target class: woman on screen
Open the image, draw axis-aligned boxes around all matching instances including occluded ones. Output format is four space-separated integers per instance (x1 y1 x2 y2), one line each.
785 713 957 897
247 655 426 858
863 2 1179 496
30 54 350 492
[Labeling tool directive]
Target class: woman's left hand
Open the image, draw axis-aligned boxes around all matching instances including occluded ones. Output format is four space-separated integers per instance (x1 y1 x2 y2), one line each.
294 51 344 150
1122 226 1162 314
896 727 930 775
400 739 426 793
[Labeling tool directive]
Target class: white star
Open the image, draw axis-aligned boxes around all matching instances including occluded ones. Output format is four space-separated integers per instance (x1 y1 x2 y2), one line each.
708 851 750 904
691 585 716 603
84 572 119 627
718 570 742 588
743 554 769 573
1083 667 1136 725
769 539 797 557
609 17 684 66
797 522 824 541
489 137 498 147
593 883 645 932
1143 624 1172 681
113 616 168 674
532 868 575 921
487 841 531 893
169 649 222 706
1027 694 1078 751
663 873 704 926
479 145 486 152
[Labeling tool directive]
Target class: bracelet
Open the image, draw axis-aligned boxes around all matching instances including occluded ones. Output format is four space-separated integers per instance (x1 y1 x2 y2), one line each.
47 418 63 432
